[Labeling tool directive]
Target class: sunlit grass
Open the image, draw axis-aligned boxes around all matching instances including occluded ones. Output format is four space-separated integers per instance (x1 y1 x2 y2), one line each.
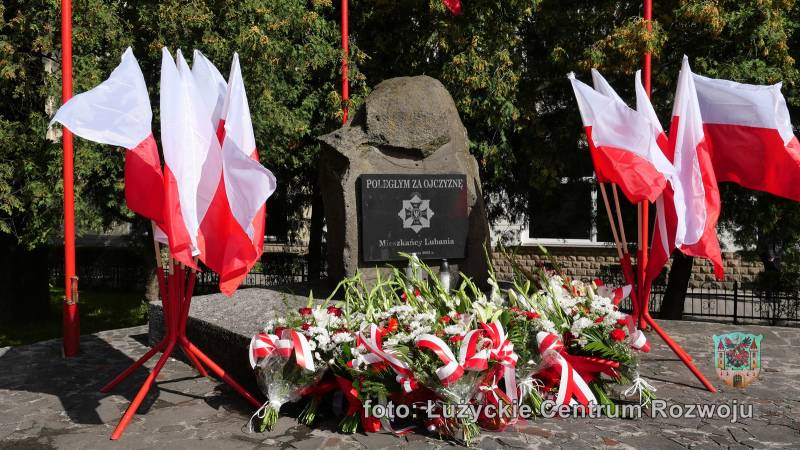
0 287 148 347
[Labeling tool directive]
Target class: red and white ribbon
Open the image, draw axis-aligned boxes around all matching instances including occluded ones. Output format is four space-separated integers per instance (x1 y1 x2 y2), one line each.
353 324 417 392
249 332 277 368
536 332 597 406
415 328 489 386
480 321 519 404
248 329 315 371
623 315 650 352
594 279 632 305
415 334 465 385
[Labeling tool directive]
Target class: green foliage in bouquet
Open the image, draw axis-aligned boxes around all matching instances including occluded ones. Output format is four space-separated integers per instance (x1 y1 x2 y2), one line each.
251 248 657 440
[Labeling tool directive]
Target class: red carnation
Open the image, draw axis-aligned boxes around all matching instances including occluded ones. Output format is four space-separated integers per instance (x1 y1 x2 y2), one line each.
610 329 626 342
440 315 451 323
616 317 629 327
274 326 286 336
386 317 399 333
449 335 464 343
327 306 342 317
301 323 311 331
525 311 540 319
299 307 312 316
594 316 604 324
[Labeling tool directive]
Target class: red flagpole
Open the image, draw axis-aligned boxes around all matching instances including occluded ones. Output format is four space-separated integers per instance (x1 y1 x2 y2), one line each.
341 0 349 124
61 0 80 357
637 0 652 328
637 0 716 392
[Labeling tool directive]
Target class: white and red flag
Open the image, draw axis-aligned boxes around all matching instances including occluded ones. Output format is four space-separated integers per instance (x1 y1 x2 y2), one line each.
159 48 223 269
569 72 669 203
590 69 675 179
693 73 800 201
198 53 276 295
49 48 164 226
647 57 724 282
191 50 228 138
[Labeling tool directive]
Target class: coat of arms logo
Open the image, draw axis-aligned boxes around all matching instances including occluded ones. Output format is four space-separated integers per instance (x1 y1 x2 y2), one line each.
713 332 762 388
398 194 434 233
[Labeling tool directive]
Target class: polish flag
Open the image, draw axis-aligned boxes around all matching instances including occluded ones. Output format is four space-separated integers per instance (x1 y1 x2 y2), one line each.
569 72 669 203
49 48 164 226
198 54 276 295
590 69 675 178
191 50 228 139
159 49 223 269
647 57 724 281
192 51 269 270
693 73 800 201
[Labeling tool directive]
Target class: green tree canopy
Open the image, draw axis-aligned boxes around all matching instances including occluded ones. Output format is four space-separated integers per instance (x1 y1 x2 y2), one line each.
3 0 800 280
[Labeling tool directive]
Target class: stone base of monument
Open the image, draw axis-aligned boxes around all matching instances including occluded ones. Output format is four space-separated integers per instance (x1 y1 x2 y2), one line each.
147 282 334 392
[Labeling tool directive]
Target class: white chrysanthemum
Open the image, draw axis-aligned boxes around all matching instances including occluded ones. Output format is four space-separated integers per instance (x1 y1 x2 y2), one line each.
333 332 353 344
570 317 593 336
316 333 331 347
558 293 579 312
539 319 557 334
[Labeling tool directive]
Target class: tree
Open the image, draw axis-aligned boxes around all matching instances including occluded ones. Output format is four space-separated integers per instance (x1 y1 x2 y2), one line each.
0 0 131 319
350 0 800 312
128 1 369 276
0 0 368 316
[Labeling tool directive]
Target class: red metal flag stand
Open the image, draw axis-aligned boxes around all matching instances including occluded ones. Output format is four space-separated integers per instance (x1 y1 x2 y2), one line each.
633 0 716 393
100 240 262 440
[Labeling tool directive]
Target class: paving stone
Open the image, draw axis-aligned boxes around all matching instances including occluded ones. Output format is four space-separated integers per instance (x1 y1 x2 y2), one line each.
1 321 799 448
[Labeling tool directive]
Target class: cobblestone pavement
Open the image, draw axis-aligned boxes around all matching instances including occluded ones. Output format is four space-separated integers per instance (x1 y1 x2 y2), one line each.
0 320 798 449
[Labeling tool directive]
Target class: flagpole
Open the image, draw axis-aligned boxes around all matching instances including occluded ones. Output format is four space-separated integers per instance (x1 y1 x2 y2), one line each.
612 185 627 249
637 0 653 329
61 0 80 357
341 0 349 124
599 183 624 261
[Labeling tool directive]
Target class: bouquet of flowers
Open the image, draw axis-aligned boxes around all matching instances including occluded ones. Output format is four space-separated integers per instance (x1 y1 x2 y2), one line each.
248 300 350 431
503 248 655 410
246 248 656 441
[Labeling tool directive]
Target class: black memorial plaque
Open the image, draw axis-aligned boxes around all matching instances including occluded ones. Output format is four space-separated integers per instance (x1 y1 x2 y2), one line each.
360 174 468 261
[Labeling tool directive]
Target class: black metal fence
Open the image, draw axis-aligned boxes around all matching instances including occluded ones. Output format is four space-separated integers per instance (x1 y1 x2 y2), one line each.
618 281 800 327
51 264 150 291
193 253 325 295
51 251 325 293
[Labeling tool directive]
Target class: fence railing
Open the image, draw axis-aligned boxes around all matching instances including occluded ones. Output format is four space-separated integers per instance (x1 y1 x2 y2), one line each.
618 281 800 327
51 252 325 293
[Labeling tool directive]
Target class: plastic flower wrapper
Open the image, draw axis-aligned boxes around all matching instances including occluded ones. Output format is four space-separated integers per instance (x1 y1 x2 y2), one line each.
501 246 655 412
411 326 492 446
336 309 434 434
248 328 324 432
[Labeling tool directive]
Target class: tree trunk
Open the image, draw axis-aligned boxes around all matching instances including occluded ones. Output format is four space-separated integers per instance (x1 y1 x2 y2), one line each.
0 233 51 322
307 183 324 281
661 252 693 320
144 267 160 303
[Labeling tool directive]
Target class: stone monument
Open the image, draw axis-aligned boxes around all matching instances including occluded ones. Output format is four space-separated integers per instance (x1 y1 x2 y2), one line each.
318 75 490 285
